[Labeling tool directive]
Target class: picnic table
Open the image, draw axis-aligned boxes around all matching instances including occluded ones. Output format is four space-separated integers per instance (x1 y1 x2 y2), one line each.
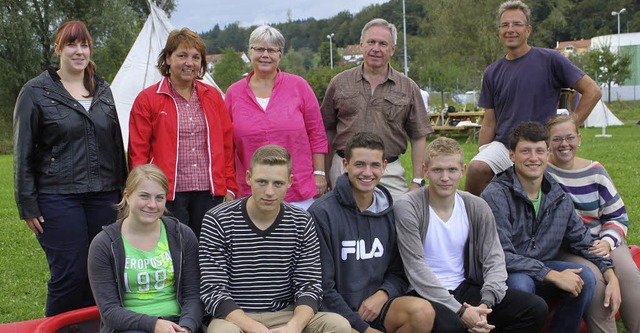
429 111 484 143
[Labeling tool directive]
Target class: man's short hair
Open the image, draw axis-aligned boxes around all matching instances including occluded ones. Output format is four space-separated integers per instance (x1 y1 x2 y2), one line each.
345 132 385 161
250 144 292 173
424 137 465 166
498 0 531 25
360 18 398 46
508 122 549 150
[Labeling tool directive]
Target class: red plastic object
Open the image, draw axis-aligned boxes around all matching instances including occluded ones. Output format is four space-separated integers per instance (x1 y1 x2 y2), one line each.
630 245 640 268
0 306 99 333
34 306 99 333
0 317 48 333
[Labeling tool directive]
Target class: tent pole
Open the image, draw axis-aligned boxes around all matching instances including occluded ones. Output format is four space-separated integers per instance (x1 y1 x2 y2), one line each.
595 99 612 138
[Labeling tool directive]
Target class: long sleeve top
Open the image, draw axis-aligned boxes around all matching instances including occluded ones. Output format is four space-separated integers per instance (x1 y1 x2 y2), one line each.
199 198 322 318
481 167 613 281
88 217 202 333
547 161 629 249
225 70 328 202
394 188 507 312
308 175 407 333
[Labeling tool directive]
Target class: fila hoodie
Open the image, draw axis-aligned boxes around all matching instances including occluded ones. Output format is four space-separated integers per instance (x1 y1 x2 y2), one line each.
309 174 408 333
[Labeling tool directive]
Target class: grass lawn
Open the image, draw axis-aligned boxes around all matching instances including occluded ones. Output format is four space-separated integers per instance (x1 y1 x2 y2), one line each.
0 125 638 327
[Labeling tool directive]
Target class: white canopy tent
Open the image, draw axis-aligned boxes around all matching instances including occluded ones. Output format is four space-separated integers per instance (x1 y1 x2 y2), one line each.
111 1 221 147
583 99 623 128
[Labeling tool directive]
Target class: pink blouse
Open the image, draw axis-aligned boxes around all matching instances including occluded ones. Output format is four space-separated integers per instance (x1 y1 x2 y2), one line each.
225 70 328 202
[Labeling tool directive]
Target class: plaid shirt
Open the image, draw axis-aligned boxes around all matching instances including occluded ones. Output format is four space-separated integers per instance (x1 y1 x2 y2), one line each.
169 81 210 192
320 64 432 158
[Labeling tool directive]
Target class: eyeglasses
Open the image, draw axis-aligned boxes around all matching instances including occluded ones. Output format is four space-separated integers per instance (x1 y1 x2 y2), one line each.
251 46 280 54
498 21 528 29
551 135 578 144
364 40 391 49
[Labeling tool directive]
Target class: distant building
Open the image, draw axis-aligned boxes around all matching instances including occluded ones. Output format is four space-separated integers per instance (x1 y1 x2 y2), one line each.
591 32 640 101
341 44 363 65
206 52 250 72
555 39 591 56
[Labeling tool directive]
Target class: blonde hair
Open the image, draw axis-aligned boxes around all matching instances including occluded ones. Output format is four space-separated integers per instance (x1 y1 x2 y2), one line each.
116 165 169 219
250 145 292 174
424 137 465 166
546 114 580 134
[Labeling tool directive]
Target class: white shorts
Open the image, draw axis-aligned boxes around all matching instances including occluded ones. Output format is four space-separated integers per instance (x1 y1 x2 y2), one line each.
470 141 513 174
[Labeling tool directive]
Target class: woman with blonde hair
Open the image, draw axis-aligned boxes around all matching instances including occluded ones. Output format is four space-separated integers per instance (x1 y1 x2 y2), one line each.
546 114 639 333
89 164 202 333
13 20 127 316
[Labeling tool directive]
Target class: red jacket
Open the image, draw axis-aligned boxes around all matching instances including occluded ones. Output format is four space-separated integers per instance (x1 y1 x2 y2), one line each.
128 77 238 200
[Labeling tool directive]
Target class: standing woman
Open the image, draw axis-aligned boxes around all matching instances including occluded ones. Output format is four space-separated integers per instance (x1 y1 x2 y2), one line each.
89 165 202 333
546 114 640 333
128 28 237 238
13 20 127 316
225 25 328 209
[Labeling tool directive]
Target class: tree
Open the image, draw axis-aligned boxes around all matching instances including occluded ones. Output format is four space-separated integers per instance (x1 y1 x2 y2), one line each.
0 0 149 134
411 0 502 93
280 48 307 76
317 41 341 68
212 47 248 92
306 66 349 103
582 45 632 102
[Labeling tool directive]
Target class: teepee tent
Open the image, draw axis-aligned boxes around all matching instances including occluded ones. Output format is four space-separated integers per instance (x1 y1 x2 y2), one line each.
583 99 623 128
111 1 221 147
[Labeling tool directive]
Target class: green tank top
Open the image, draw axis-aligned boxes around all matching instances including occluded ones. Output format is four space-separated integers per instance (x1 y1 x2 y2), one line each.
122 222 180 316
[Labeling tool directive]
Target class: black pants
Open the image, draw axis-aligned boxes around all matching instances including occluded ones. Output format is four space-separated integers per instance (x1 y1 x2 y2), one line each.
415 280 548 333
165 191 224 239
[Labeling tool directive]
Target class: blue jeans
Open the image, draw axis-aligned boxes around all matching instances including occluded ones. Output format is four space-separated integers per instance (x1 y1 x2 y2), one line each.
37 191 120 316
507 260 595 333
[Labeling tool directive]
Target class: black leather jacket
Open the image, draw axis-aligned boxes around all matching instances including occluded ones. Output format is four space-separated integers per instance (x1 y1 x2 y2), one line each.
13 68 127 219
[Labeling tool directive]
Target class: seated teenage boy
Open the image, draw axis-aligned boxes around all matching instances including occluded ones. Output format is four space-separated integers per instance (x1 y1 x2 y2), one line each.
199 144 350 333
394 136 547 333
308 132 435 333
481 122 621 333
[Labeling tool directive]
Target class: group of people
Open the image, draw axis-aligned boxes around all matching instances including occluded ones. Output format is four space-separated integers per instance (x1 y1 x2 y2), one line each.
11 0 638 332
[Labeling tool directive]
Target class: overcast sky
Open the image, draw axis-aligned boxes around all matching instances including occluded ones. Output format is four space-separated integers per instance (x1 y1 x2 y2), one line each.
171 0 389 33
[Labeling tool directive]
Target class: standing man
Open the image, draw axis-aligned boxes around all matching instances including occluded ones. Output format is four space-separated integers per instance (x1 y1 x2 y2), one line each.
309 132 435 333
481 122 620 333
394 137 547 333
321 18 432 200
464 0 601 196
199 145 350 333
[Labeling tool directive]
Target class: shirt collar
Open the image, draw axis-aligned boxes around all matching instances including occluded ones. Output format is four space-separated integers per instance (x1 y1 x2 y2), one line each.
356 63 397 84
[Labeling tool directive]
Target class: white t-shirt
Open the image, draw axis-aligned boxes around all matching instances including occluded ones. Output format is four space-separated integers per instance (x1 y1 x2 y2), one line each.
420 90 430 113
424 193 469 290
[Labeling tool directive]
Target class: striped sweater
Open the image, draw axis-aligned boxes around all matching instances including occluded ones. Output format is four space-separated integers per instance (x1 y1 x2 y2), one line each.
199 197 322 318
547 161 629 249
